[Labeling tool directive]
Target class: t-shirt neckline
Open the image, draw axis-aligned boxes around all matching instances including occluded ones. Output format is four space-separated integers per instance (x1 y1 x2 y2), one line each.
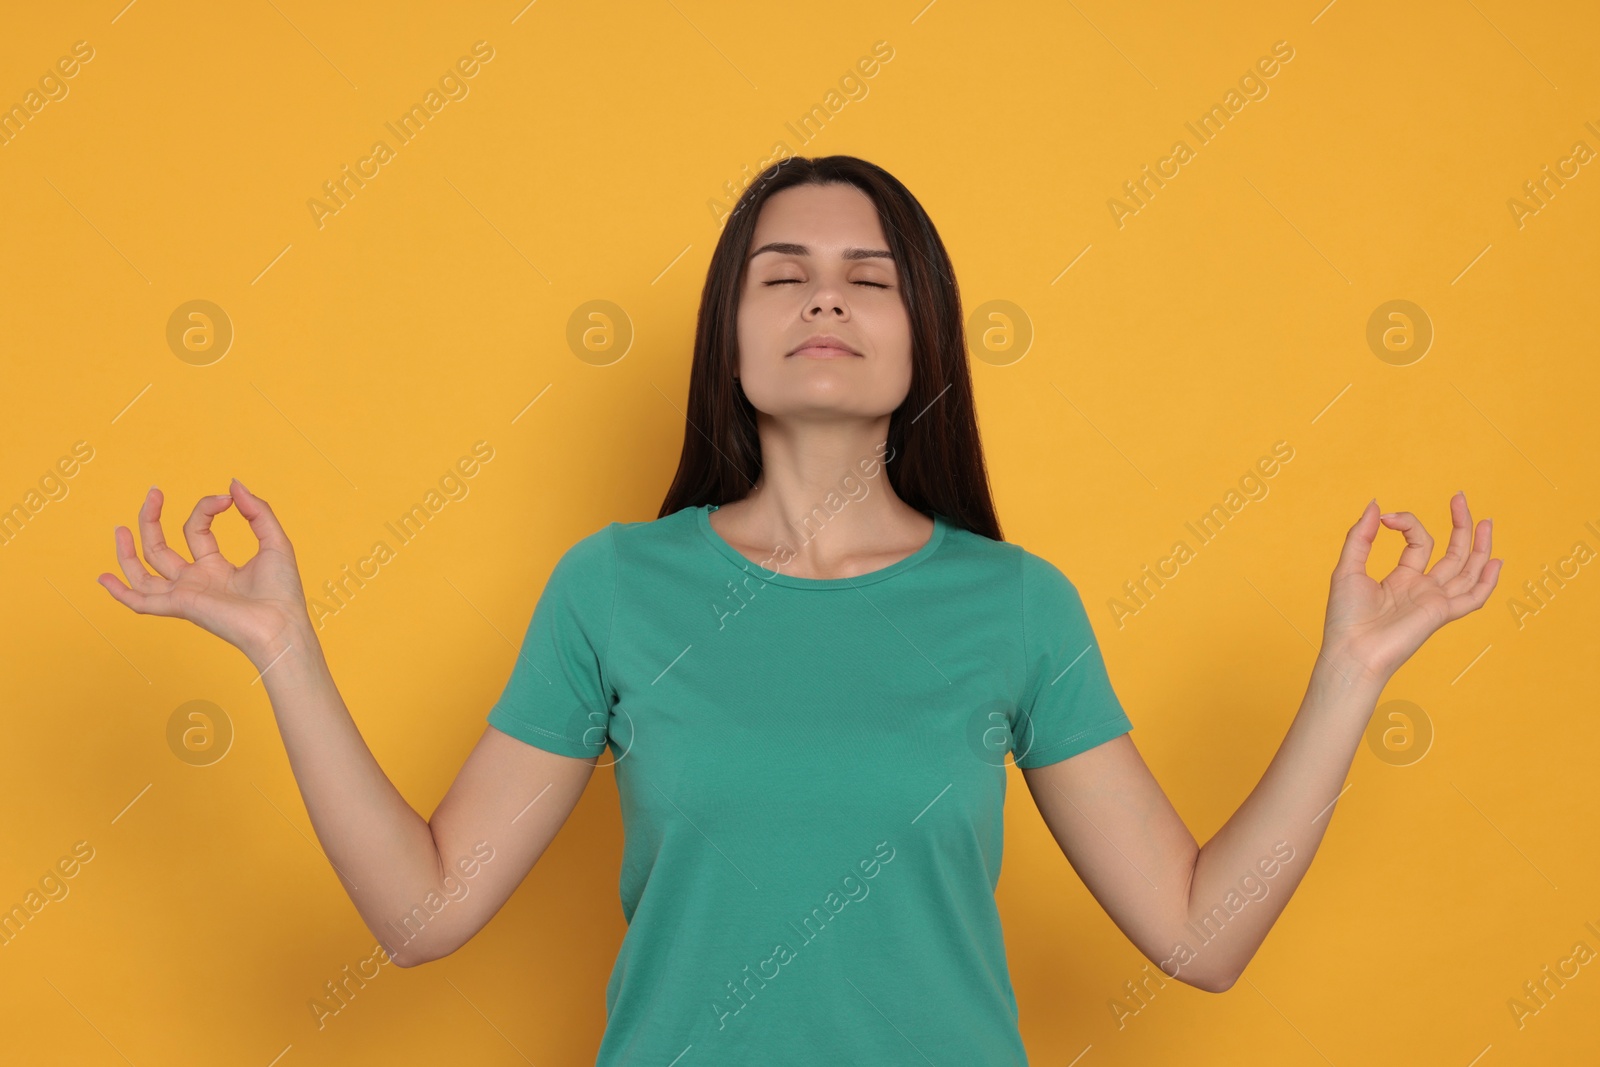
693 504 947 589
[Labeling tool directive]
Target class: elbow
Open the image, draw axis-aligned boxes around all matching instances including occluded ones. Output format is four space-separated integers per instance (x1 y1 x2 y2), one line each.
387 937 453 969
391 943 458 969
1183 968 1238 994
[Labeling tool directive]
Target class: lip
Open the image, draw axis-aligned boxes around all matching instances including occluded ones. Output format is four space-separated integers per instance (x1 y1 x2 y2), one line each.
792 346 860 359
787 334 861 357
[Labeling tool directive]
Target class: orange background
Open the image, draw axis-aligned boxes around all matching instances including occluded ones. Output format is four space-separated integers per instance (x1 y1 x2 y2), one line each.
2 1 1597 1063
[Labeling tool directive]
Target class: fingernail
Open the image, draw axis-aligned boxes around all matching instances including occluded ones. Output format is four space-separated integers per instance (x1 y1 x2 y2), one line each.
1380 512 1397 519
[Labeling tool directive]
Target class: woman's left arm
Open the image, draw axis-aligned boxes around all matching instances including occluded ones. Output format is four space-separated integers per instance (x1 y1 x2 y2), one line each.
1021 493 1501 993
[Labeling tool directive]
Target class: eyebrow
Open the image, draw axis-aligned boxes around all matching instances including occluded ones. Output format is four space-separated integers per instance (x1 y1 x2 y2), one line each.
747 242 895 263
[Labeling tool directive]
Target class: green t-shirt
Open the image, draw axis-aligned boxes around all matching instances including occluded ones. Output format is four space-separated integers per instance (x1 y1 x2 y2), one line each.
486 503 1133 1065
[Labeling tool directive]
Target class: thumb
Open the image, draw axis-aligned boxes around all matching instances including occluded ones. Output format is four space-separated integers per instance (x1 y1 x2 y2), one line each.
229 478 294 555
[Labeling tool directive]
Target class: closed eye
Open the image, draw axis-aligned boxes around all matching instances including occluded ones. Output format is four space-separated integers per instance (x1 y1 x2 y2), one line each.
764 280 891 288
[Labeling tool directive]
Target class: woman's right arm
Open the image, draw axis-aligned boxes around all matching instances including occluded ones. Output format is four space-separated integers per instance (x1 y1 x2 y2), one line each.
100 479 595 967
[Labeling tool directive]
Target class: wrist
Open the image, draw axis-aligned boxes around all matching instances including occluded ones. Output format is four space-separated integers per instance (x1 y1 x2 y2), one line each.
246 613 322 677
1313 645 1389 695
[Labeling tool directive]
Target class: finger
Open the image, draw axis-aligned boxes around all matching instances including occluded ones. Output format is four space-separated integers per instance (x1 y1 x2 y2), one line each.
1445 516 1494 597
97 564 179 616
1425 491 1473 586
113 523 166 594
137 487 193 580
1447 554 1503 618
227 478 295 556
103 527 178 616
1378 509 1434 573
1332 499 1381 581
183 493 236 562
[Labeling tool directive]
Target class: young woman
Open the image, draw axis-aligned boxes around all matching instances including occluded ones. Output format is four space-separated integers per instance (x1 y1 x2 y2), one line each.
99 155 1500 1064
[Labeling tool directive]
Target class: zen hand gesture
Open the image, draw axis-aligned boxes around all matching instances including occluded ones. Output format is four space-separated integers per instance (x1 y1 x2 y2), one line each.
1321 492 1502 686
97 479 312 668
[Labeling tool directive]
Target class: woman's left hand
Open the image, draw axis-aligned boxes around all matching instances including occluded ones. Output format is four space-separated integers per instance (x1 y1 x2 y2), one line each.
1320 492 1502 686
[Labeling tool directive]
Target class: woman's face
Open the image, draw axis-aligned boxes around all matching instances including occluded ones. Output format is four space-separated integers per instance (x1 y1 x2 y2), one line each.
735 182 913 424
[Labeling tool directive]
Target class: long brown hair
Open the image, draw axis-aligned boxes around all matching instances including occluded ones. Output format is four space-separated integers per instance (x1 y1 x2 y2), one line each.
656 154 1002 542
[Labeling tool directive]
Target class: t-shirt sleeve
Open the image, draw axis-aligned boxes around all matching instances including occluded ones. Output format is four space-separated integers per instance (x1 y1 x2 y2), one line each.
1013 549 1132 769
485 524 617 760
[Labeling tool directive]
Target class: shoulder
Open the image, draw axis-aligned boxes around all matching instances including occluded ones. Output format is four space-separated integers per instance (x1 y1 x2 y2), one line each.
943 525 1077 592
558 506 703 577
1002 539 1090 624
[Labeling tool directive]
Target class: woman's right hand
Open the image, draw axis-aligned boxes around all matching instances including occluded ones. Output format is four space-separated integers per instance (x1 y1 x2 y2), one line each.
98 478 313 669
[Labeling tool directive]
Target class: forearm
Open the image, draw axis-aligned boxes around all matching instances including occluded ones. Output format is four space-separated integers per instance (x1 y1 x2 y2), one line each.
1174 649 1386 991
252 621 449 966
